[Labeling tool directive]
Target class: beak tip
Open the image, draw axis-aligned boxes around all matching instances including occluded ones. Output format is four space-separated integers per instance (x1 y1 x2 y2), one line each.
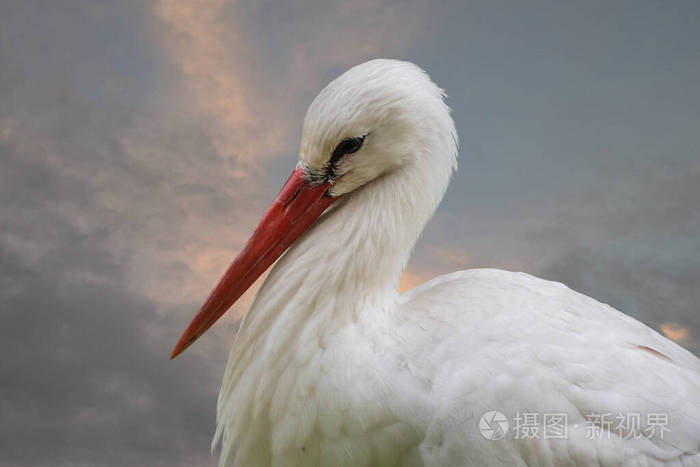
169 345 182 360
170 332 195 360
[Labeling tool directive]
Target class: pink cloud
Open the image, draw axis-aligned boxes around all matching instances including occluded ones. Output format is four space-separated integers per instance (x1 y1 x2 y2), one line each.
660 322 690 343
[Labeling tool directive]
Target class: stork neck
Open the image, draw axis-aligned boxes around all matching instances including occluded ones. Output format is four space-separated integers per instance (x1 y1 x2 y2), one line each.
228 150 454 370
327 189 412 300
309 169 430 304
214 153 452 463
254 155 450 324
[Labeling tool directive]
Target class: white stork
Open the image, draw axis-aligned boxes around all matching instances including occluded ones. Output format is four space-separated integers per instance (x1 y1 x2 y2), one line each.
171 59 700 466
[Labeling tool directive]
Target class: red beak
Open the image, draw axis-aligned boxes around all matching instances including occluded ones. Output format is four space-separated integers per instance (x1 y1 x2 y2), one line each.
170 167 335 359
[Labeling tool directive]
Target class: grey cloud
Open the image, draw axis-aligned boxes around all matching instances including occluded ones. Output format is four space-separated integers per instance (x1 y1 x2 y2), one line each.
534 163 700 354
0 139 222 466
0 3 236 465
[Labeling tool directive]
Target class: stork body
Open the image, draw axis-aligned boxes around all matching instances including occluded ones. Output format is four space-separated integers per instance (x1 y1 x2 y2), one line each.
173 60 700 466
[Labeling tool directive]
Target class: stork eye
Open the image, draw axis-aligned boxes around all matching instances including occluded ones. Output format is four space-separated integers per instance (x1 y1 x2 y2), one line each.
330 136 365 164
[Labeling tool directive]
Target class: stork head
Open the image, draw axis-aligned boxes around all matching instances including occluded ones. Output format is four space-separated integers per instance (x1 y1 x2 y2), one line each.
299 59 455 197
171 59 456 358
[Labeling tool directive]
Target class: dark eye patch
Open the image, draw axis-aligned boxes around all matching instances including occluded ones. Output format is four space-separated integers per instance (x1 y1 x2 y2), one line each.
329 136 365 165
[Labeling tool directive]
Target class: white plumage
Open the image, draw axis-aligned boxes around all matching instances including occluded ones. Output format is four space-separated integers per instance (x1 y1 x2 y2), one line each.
182 59 700 466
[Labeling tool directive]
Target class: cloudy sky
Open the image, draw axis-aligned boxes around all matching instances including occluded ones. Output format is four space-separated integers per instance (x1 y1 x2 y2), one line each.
1 0 698 465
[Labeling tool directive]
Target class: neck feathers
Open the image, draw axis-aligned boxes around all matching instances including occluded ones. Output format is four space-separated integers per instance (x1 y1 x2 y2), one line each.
214 137 456 464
